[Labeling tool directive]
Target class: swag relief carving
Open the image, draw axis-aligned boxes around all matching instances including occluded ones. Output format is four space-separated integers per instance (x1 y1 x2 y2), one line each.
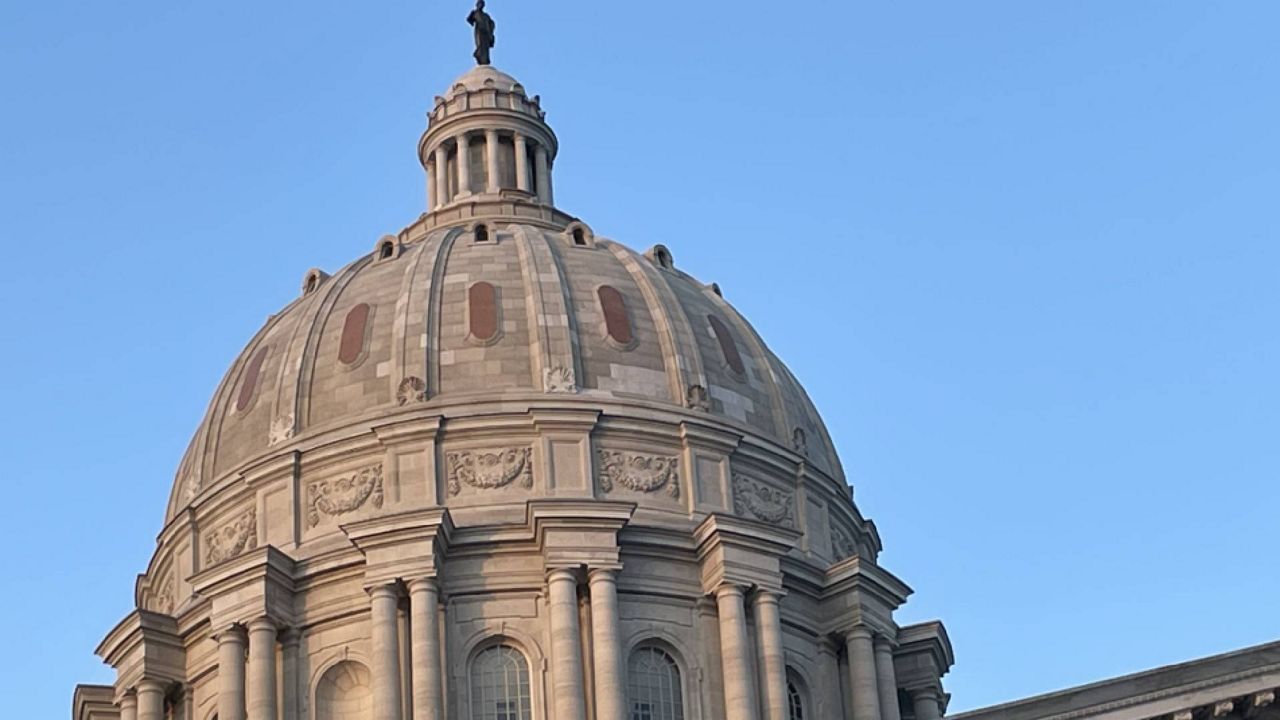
732 476 795 528
204 507 258 567
446 447 533 496
307 464 385 527
597 450 680 499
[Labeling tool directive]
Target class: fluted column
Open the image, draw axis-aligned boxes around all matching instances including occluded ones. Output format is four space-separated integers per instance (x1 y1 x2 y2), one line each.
753 591 788 720
911 688 942 720
371 584 404 720
136 680 166 720
119 691 138 720
433 147 450 207
534 144 552 205
218 624 248 720
456 134 472 196
282 629 302 720
588 568 627 720
248 618 279 720
715 584 759 720
874 637 901 720
408 577 444 720
547 568 587 720
513 133 531 193
485 129 501 193
845 627 881 720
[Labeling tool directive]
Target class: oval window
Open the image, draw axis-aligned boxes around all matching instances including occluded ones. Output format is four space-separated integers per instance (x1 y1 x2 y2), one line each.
597 285 634 346
338 303 371 365
235 345 270 412
469 282 499 342
707 315 745 375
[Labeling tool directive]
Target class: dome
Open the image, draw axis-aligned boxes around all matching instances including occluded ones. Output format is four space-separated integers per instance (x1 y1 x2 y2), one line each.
445 65 522 96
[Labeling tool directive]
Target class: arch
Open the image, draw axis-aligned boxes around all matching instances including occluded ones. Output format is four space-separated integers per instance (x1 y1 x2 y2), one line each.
374 235 398 261
627 644 685 720
338 303 372 365
646 244 674 270
315 660 373 720
786 666 812 720
563 221 595 248
301 267 330 296
457 626 547 720
469 644 532 720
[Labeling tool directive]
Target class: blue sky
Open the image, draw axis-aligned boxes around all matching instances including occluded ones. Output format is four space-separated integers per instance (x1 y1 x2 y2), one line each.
2 1 1277 716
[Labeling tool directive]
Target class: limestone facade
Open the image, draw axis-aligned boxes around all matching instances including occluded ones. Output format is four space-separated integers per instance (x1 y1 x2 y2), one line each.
71 64 954 720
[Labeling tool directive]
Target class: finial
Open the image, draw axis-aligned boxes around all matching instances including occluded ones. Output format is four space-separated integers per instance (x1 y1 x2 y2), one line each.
467 0 495 66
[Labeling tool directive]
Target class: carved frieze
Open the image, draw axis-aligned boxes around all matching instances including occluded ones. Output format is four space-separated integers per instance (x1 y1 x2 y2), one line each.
307 464 385 527
597 450 680 499
397 376 426 406
732 476 795 528
204 507 258 567
830 517 858 560
686 384 710 412
269 414 295 446
446 447 533 496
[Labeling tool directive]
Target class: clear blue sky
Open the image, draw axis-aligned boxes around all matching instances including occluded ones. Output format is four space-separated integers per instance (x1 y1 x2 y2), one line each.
2 1 1277 716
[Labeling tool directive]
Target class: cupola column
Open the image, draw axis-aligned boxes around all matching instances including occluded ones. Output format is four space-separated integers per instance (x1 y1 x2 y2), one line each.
547 568 588 720
845 626 882 720
753 590 789 720
716 583 760 720
426 159 439 210
513 132 531 193
136 679 167 720
371 584 405 720
588 568 627 720
456 133 472 196
408 577 445 720
485 129 501 193
248 617 279 720
118 691 138 720
874 636 902 720
217 624 248 720
534 143 552 205
434 146 451 207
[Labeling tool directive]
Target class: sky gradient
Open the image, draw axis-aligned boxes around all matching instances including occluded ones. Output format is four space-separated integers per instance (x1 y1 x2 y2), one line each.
2 1 1278 716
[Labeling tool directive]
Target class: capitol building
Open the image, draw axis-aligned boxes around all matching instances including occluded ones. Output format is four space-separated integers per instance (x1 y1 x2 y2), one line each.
71 15 1280 720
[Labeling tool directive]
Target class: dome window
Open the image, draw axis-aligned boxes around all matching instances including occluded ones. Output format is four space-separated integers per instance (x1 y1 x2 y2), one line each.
573 228 587 246
300 268 330 297
646 244 674 270
338 303 372 365
475 223 491 244
375 236 398 262
597 285 635 348
562 221 595 248
707 315 746 376
235 345 270 413
468 281 501 344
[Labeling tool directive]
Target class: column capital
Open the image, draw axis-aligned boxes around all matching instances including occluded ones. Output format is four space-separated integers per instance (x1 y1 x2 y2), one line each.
280 626 303 648
587 565 623 583
714 582 747 601
214 622 248 643
845 624 875 642
406 576 440 594
751 588 785 606
546 566 580 585
118 691 139 709
368 582 402 602
247 616 278 634
136 678 168 696
874 633 899 652
910 686 941 702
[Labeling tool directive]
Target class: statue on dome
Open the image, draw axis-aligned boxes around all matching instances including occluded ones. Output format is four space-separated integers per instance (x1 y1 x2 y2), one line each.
467 0 496 66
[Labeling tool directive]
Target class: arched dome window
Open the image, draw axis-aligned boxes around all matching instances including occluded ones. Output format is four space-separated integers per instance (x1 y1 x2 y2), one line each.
338 303 372 365
235 345 270 412
470 645 531 720
627 646 684 720
707 315 745 376
597 285 635 347
788 680 806 720
315 661 372 720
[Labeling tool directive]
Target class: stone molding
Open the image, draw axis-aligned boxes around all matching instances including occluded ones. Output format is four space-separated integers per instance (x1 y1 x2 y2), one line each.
693 513 802 596
343 507 455 590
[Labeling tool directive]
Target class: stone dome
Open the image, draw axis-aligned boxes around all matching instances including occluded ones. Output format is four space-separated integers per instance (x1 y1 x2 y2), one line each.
83 58 951 720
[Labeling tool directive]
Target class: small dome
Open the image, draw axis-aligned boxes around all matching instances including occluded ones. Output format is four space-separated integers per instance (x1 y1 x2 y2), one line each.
444 64 522 98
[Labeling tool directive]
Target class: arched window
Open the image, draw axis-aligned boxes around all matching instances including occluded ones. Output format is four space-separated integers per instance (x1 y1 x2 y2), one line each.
788 681 805 720
628 646 684 720
470 645 531 720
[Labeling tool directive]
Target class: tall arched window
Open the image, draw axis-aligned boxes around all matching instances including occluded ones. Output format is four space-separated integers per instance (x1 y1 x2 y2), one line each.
627 646 684 720
788 681 805 720
470 645 531 720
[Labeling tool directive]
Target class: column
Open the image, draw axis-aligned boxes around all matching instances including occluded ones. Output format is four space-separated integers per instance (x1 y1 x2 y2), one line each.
753 591 788 720
408 577 444 720
218 624 248 720
874 637 901 720
513 134 531 192
136 680 166 720
485 129 501 193
371 584 404 720
433 147 450 207
456 134 472 196
715 584 760 720
534 145 552 205
427 160 438 210
588 568 627 720
911 688 942 720
845 627 881 720
816 640 844 720
282 629 302 720
119 691 138 720
248 617 279 720
547 568 587 720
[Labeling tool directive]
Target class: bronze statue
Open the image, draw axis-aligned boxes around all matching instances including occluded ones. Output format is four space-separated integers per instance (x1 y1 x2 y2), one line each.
467 0 495 66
